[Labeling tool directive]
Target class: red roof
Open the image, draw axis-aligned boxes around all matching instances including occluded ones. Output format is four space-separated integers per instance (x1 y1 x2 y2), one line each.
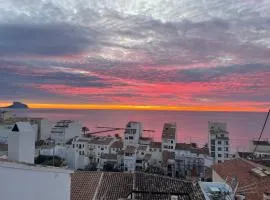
213 158 270 200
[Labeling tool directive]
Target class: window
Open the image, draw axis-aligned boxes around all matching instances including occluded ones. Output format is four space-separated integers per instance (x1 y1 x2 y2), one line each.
217 141 222 145
211 140 215 145
79 144 81 149
224 147 229 151
221 134 224 137
101 147 104 151
218 160 222 163
83 144 84 148
171 140 174 144
211 146 215 151
73 144 75 148
218 147 222 151
218 154 222 158
141 152 144 155
125 137 128 140
211 152 215 157
225 154 228 158
82 151 84 155
129 136 133 140
225 141 229 145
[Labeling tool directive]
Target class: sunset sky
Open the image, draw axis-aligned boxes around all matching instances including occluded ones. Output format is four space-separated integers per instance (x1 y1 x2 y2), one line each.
0 0 270 111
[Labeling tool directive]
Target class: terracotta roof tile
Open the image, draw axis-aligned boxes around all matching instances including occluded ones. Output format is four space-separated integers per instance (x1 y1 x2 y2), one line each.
71 172 102 200
90 138 114 145
175 143 191 150
111 140 123 149
213 159 270 200
137 145 148 151
95 172 133 200
100 153 117 160
71 172 205 200
134 173 205 200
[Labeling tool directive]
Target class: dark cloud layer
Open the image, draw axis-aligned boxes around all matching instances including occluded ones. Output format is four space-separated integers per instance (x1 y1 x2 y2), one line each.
0 0 270 109
0 23 98 56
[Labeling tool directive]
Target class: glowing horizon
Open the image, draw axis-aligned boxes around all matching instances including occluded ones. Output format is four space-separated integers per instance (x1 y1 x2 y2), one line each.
0 102 267 112
1 1 270 109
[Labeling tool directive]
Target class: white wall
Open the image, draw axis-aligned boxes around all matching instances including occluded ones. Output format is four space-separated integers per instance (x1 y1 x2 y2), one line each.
40 119 53 140
212 170 225 183
0 124 13 143
0 162 72 200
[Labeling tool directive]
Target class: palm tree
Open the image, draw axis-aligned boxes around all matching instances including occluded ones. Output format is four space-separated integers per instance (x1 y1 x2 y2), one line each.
82 127 90 135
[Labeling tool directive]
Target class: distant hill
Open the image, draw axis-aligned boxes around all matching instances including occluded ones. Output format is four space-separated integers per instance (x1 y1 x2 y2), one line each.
5 102 29 109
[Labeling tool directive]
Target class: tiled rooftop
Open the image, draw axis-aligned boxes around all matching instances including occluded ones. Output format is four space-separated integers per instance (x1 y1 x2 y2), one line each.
133 173 205 200
71 172 102 200
175 143 191 150
150 142 161 149
90 137 114 145
96 172 133 200
111 140 123 149
137 145 148 151
100 153 117 160
71 172 205 200
213 158 270 200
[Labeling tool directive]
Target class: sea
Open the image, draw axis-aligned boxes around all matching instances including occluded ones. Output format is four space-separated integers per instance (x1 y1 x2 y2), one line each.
15 109 270 152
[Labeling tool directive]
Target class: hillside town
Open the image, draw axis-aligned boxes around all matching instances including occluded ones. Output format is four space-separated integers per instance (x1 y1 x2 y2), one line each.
0 109 270 200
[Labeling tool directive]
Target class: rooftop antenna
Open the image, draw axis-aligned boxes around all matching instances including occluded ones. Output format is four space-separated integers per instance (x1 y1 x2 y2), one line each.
252 109 270 155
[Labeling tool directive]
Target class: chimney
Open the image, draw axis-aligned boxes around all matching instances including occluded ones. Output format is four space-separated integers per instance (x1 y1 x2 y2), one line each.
8 122 35 164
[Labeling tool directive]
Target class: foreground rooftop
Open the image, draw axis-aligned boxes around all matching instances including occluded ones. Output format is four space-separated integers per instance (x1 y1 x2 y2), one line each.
213 158 270 200
71 171 205 200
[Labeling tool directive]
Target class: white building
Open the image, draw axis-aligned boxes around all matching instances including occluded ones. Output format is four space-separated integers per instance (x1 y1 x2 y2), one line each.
162 123 176 152
0 118 52 143
208 122 230 163
0 110 15 121
51 120 82 145
148 142 162 166
0 160 72 200
8 122 35 164
249 140 270 157
124 146 137 172
123 121 143 148
29 118 52 141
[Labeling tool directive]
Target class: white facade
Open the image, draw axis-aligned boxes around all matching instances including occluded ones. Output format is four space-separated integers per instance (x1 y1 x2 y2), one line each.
0 161 72 200
0 110 14 121
162 123 176 152
51 120 82 145
124 153 136 172
30 118 52 141
8 122 35 164
249 140 270 154
208 122 230 163
0 123 13 143
124 121 143 147
0 118 51 143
